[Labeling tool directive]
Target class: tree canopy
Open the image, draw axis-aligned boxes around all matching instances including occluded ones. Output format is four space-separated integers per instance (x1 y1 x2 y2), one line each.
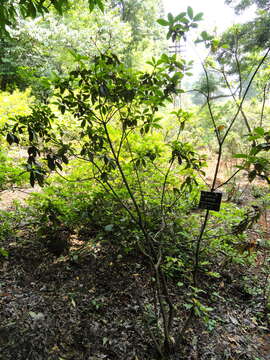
0 0 106 35
224 0 270 54
0 0 165 94
225 0 270 13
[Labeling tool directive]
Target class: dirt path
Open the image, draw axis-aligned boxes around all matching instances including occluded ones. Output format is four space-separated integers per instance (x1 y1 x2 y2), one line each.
0 187 40 211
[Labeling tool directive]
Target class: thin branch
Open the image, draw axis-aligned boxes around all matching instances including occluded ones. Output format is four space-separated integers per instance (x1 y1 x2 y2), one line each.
234 36 243 98
187 88 233 101
154 253 171 348
222 69 253 134
260 83 268 127
126 137 146 211
214 167 241 190
54 169 95 183
85 156 140 226
202 63 221 145
221 47 270 145
193 209 210 286
103 121 158 263
160 114 185 219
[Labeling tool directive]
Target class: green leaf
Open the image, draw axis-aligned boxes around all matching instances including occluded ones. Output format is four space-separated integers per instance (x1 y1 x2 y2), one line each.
206 271 221 278
201 31 208 40
248 170 257 182
184 303 193 310
27 1 37 18
96 0 104 12
36 173 44 187
62 155 69 164
167 12 174 23
157 18 169 26
187 6 193 19
250 146 261 155
193 12 203 21
254 127 265 136
0 247 9 258
30 171 35 187
13 134 19 144
104 224 114 232
233 153 248 159
144 124 150 133
47 156 56 170
166 30 172 40
7 133 14 145
175 12 187 21
88 0 96 11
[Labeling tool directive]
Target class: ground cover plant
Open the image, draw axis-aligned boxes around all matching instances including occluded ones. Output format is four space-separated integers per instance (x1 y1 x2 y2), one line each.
0 1 270 359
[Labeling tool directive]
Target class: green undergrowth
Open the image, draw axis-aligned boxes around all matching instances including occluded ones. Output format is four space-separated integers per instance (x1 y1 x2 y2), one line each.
0 150 29 190
24 163 200 256
18 165 268 275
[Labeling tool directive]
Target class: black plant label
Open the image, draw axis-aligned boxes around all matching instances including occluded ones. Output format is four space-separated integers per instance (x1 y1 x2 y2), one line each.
199 191 222 211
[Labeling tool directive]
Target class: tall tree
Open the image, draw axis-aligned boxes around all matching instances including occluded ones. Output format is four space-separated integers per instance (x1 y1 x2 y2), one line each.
110 0 166 67
225 0 270 13
224 0 270 52
0 0 166 94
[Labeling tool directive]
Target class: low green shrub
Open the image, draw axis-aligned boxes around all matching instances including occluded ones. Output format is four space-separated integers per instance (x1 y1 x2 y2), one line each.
0 150 29 190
